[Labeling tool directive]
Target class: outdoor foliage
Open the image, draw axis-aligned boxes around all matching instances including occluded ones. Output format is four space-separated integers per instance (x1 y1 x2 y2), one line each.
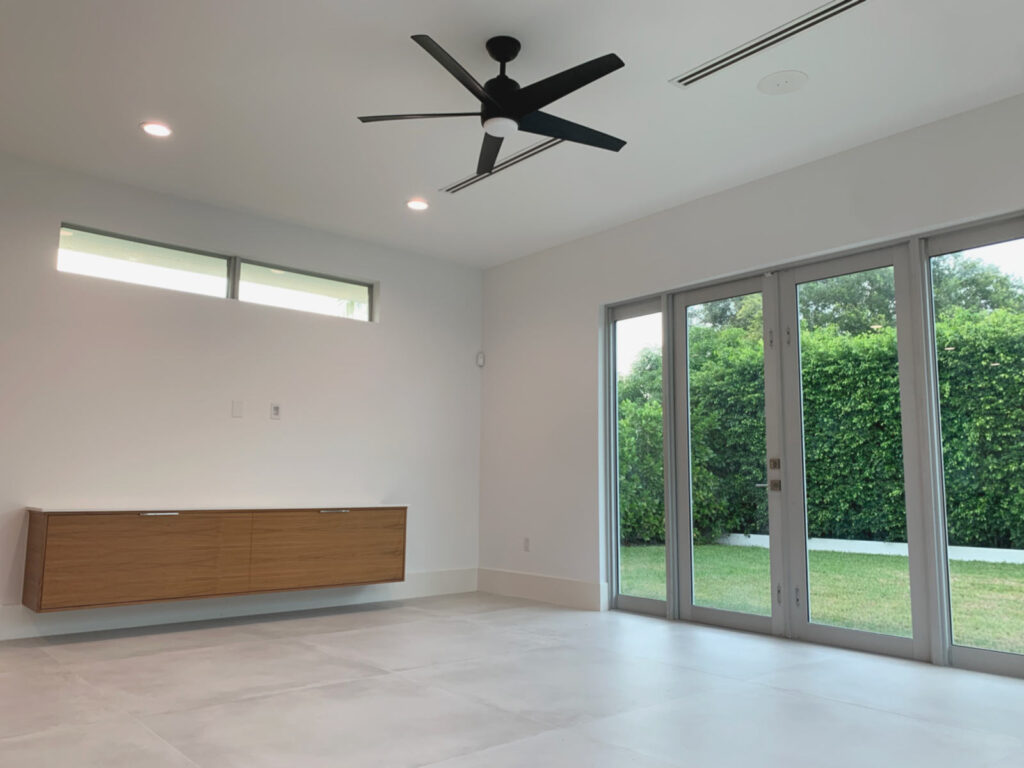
687 322 767 543
616 348 665 543
617 255 1024 547
936 307 1024 547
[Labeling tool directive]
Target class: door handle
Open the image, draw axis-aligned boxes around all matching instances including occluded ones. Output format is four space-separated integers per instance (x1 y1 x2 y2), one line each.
139 512 179 517
319 509 351 514
754 482 769 488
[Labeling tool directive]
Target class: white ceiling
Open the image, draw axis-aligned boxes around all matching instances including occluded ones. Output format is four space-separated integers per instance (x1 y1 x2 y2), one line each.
2 0 1023 268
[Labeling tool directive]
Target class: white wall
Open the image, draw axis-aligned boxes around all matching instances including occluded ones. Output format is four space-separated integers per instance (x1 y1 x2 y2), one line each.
0 151 482 639
479 93 1024 602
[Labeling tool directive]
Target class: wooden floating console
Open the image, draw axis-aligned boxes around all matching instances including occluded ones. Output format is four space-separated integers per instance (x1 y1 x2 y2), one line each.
22 506 407 612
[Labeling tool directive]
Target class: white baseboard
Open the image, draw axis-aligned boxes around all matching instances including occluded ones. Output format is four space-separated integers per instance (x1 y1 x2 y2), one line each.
477 567 607 611
0 568 478 641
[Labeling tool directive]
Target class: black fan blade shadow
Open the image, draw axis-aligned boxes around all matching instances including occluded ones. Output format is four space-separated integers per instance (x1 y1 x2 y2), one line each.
518 111 625 151
477 134 504 174
512 53 624 116
358 112 480 123
412 35 500 109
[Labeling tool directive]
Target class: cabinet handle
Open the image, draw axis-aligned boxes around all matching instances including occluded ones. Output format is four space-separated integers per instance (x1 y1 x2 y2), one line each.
139 512 179 517
319 509 351 514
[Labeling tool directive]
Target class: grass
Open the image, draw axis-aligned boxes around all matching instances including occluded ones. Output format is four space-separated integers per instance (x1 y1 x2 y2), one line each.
620 544 1024 654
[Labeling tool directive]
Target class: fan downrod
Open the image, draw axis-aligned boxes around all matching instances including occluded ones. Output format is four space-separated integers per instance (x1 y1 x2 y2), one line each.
485 36 521 64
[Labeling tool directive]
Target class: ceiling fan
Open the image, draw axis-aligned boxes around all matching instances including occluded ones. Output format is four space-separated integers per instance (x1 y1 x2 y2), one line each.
358 35 626 176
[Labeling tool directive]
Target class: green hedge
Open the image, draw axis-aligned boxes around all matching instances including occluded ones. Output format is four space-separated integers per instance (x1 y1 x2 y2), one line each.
618 307 1024 547
937 308 1024 547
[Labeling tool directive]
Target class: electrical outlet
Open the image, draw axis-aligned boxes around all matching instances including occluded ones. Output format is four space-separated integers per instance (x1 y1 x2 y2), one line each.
270 403 281 420
523 537 530 552
231 400 244 418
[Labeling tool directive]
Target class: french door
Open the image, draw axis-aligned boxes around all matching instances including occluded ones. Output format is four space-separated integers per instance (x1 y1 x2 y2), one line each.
671 277 780 634
610 213 1024 676
778 245 920 656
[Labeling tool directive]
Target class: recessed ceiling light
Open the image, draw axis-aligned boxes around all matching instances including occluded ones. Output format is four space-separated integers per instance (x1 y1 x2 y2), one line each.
407 198 429 211
140 121 173 138
757 70 808 96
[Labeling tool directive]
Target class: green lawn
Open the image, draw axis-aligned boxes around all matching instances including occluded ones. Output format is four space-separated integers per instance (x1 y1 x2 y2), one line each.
620 544 1024 654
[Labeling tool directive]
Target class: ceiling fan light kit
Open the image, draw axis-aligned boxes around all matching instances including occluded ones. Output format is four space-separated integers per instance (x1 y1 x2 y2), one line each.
358 34 626 179
482 116 518 138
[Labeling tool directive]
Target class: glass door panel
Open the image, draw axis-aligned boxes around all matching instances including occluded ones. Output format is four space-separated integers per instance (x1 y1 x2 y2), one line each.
615 311 666 601
686 292 771 616
795 265 912 636
930 238 1024 655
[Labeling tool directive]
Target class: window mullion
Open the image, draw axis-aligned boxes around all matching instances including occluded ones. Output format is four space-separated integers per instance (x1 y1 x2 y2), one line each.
227 256 241 300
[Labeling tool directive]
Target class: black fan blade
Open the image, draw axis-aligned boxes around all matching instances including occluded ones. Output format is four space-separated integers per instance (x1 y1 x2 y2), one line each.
358 112 480 123
511 53 624 116
412 35 500 109
518 111 626 151
477 133 503 174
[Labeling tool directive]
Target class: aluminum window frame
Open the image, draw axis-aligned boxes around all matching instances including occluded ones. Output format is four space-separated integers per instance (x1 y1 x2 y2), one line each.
233 258 375 320
923 214 1024 678
608 297 668 616
58 223 376 322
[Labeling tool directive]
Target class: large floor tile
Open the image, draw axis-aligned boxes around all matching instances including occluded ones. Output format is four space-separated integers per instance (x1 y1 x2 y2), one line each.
5 594 1024 767
577 683 1023 768
472 607 847 680
144 674 547 768
251 601 431 638
72 637 384 714
463 604 622 636
42 618 268 664
0 719 197 767
302 616 560 671
752 653 1024 739
420 729 680 768
0 637 60 674
405 644 743 727
0 668 125 739
404 592 542 616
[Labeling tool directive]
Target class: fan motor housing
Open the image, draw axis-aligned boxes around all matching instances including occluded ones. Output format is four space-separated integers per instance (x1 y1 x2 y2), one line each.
482 76 520 122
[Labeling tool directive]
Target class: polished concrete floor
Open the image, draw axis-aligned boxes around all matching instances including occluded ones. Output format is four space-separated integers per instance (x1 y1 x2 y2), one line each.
1 592 1022 767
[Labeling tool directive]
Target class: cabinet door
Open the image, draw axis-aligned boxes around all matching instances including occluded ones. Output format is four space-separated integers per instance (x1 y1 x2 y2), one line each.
250 508 406 592
41 512 252 610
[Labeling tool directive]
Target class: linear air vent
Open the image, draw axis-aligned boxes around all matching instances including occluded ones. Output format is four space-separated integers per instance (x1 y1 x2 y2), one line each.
671 0 867 88
442 138 563 194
